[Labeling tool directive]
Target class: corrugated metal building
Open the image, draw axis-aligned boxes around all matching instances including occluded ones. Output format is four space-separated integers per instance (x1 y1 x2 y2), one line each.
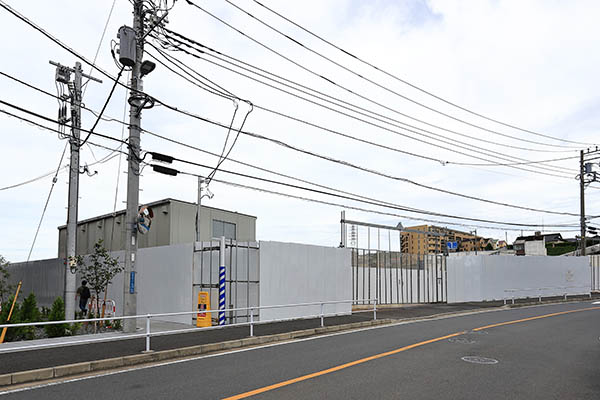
57 198 256 258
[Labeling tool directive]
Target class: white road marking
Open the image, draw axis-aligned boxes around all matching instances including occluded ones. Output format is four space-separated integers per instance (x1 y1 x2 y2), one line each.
592 301 600 304
0 301 594 396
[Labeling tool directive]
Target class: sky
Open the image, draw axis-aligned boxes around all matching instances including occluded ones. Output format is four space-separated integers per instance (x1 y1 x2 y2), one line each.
1 0 600 262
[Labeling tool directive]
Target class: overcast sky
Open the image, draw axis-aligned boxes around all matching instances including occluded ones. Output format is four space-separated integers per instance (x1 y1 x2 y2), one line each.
1 0 599 262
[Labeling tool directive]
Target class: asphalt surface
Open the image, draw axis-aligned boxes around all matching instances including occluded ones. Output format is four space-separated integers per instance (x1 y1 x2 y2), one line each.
0 302 502 374
2 300 599 399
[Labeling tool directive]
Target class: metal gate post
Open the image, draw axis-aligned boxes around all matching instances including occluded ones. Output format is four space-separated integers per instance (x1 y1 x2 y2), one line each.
145 315 151 352
320 303 324 327
373 298 377 321
249 307 254 337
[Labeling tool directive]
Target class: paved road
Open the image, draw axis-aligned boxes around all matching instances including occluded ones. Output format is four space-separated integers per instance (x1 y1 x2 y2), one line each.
2 300 599 399
0 301 502 374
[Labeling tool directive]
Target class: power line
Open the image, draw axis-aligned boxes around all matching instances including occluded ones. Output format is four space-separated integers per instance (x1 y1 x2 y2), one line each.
149 162 578 232
0 6 585 213
1 1 573 181
0 99 128 147
186 0 589 150
79 66 125 147
26 143 68 262
148 40 576 179
82 0 117 97
234 0 595 147
157 28 576 158
152 154 580 227
151 32 577 178
109 72 131 254
4 79 578 218
119 93 584 215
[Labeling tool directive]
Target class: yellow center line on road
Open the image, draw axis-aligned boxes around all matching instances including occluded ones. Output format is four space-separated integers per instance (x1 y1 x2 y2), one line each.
473 306 600 331
223 305 600 400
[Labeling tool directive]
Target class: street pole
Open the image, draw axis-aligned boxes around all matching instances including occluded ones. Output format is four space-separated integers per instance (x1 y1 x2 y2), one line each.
340 211 346 248
123 0 144 333
50 60 101 320
580 150 586 256
65 62 82 321
196 177 203 243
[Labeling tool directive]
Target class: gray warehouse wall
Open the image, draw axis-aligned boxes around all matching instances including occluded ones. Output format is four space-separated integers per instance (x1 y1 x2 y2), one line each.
58 200 256 257
170 202 256 243
6 258 65 308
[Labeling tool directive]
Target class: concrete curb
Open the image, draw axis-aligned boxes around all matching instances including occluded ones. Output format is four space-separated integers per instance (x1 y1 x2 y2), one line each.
0 318 394 388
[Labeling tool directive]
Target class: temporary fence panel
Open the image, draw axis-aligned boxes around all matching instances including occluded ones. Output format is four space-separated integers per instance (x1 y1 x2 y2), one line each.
193 240 259 325
351 250 447 304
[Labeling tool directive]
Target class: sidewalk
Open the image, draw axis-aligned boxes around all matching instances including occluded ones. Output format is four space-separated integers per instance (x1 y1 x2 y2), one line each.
0 302 508 375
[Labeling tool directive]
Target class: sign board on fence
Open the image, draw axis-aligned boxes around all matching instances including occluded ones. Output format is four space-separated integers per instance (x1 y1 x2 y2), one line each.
196 291 211 327
447 242 458 250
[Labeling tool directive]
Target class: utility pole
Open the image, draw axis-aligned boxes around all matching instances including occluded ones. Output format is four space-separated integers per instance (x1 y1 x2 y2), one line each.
196 177 203 243
340 211 346 247
122 1 144 333
195 177 213 244
50 60 101 320
580 150 586 256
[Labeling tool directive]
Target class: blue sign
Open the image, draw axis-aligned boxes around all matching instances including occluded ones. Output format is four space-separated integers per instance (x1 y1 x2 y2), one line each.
129 271 136 294
447 242 458 250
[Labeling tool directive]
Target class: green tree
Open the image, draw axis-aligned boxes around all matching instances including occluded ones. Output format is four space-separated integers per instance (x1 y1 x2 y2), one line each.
0 255 12 304
20 293 40 340
485 243 494 251
44 297 68 338
69 239 123 320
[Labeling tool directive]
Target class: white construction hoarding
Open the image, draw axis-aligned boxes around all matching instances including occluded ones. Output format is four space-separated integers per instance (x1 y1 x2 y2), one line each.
447 255 590 303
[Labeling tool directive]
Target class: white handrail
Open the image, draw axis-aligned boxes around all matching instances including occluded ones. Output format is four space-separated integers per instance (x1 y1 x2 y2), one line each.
503 285 591 305
0 298 378 353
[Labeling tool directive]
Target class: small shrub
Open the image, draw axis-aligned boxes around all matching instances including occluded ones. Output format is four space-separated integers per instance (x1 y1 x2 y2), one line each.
44 297 68 338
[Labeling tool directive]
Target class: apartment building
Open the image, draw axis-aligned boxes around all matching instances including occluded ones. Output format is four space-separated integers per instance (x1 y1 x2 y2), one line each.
400 225 484 255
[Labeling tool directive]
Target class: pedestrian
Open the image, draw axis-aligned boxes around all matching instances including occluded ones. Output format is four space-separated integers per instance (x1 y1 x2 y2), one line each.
76 280 91 317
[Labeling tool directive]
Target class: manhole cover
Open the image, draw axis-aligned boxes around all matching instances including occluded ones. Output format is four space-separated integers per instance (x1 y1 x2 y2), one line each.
448 337 476 344
461 356 498 365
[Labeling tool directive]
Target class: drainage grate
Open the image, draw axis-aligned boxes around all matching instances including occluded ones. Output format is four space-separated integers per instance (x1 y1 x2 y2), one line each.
461 356 498 365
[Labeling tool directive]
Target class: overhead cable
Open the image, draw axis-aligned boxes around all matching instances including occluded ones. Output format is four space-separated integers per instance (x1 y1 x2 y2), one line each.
158 28 576 157
186 0 588 149
149 162 578 231
148 39 575 178
0 6 585 213
156 154 580 227
25 143 68 262
152 32 577 177
248 0 595 146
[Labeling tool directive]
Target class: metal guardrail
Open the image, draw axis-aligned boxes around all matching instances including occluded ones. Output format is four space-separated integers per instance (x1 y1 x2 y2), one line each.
0 298 378 353
503 286 592 305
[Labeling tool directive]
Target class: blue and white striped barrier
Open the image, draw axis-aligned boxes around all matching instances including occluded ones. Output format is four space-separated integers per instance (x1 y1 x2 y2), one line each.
219 264 226 325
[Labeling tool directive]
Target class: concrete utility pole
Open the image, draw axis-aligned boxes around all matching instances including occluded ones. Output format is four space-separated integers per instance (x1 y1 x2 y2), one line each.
123 1 145 333
580 150 586 256
196 177 203 243
50 60 101 320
